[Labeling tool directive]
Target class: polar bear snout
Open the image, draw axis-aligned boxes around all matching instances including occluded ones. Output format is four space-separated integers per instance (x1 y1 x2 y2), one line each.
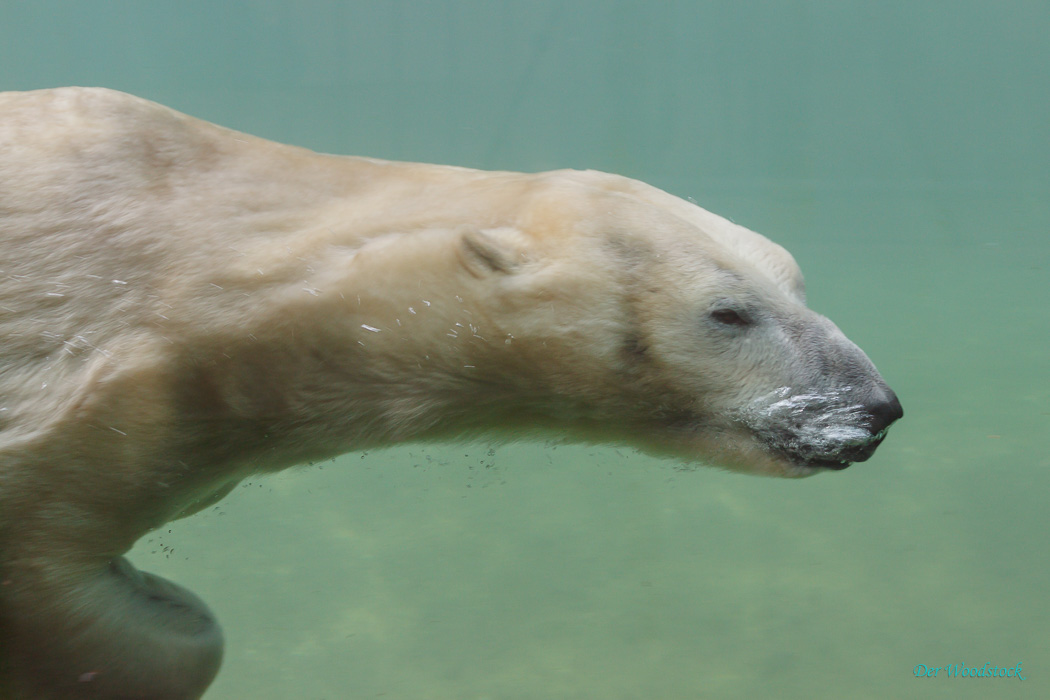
737 379 903 472
763 314 903 470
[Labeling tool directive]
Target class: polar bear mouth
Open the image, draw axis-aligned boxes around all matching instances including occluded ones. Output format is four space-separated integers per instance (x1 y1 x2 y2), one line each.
735 387 891 471
776 427 890 470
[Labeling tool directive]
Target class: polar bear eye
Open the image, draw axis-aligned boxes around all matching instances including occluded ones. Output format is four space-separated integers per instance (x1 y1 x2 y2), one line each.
710 308 751 327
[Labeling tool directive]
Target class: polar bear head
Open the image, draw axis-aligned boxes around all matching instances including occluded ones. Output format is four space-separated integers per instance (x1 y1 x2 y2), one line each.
441 169 902 477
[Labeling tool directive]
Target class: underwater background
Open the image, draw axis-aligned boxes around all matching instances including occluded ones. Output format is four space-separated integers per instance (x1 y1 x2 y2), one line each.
2 1 1046 698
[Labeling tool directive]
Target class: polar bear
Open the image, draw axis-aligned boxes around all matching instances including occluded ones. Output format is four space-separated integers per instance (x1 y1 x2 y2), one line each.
0 88 901 699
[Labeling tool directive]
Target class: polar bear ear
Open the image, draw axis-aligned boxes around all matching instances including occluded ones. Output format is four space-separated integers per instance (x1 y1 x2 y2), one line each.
458 227 528 277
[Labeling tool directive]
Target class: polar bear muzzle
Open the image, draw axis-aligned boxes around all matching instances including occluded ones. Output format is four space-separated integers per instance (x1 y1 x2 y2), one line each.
730 315 904 472
740 383 903 471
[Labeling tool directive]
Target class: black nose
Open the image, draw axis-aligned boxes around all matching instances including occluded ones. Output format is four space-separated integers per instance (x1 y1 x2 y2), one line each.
868 391 904 435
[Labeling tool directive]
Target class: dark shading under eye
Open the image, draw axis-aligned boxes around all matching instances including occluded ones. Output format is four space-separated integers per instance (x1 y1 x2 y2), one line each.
711 308 751 326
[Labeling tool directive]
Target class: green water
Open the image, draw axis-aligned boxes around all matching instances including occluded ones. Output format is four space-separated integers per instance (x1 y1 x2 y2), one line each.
3 2 1047 698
